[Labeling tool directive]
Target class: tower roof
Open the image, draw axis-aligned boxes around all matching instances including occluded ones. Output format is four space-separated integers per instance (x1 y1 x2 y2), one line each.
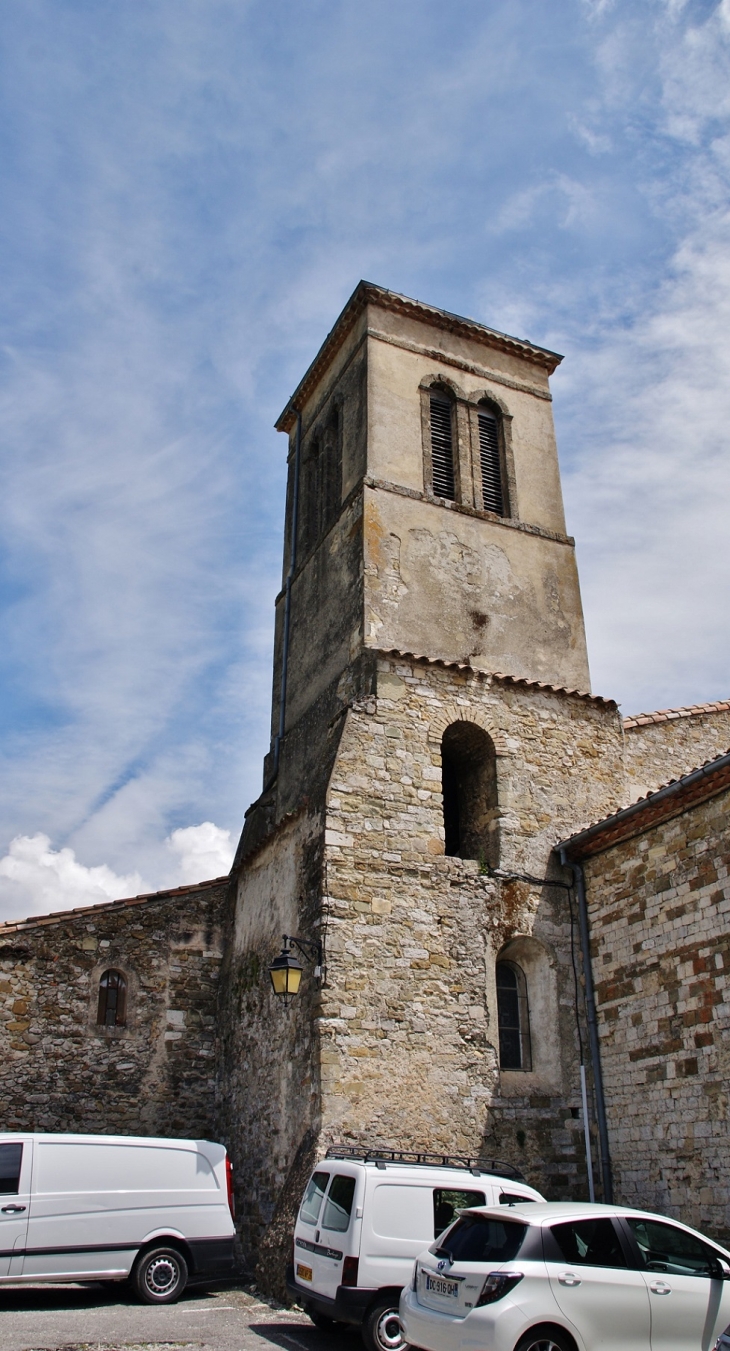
276 281 563 433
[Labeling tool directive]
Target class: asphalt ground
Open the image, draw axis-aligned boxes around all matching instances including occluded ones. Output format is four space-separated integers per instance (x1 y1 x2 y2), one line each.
0 1281 360 1351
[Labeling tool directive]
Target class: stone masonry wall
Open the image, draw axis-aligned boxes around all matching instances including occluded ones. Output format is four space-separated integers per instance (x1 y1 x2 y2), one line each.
624 705 730 803
586 787 730 1244
0 878 228 1140
315 655 627 1194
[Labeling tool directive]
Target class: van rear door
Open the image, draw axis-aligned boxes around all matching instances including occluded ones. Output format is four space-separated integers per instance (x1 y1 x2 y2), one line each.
0 1139 31 1278
312 1171 359 1300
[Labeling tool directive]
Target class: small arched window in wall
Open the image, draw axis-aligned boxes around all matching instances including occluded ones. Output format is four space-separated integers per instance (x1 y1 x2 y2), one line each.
97 969 127 1027
477 401 506 516
496 960 531 1071
441 722 499 866
429 389 456 501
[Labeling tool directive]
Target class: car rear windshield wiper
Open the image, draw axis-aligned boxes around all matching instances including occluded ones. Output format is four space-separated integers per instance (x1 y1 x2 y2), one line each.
433 1245 454 1261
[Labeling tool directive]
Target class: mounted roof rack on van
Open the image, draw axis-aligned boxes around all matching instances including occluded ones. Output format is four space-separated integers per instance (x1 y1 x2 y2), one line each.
325 1145 525 1182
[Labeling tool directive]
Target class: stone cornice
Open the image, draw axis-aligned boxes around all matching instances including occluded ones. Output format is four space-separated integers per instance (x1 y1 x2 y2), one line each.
276 281 563 432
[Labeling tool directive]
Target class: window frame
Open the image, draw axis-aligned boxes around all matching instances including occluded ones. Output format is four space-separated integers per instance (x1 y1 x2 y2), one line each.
496 959 532 1072
96 968 128 1029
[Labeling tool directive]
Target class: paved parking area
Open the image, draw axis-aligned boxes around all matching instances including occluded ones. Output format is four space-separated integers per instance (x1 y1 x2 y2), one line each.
0 1282 360 1351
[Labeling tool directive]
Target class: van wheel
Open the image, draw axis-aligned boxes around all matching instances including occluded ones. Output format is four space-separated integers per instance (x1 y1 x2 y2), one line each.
132 1246 188 1304
362 1300 408 1351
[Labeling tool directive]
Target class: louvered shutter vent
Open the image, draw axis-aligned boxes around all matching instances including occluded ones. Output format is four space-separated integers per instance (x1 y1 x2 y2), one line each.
479 411 504 516
430 394 456 500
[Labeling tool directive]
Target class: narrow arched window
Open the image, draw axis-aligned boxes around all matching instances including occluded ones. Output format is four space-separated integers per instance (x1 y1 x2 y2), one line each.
430 390 456 500
496 961 531 1070
478 402 505 516
97 969 127 1027
441 721 499 866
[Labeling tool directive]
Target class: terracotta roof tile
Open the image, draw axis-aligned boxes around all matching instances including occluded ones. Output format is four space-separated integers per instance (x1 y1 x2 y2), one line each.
376 648 618 709
624 699 730 729
0 874 230 937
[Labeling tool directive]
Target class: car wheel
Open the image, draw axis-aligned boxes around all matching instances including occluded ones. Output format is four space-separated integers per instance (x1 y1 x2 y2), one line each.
514 1327 575 1351
362 1299 408 1351
132 1245 188 1304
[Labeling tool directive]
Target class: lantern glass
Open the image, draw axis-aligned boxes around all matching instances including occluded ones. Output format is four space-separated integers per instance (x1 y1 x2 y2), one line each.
268 948 304 1000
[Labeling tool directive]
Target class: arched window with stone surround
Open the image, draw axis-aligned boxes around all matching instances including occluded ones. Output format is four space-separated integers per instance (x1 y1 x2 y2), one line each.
97 969 127 1027
441 721 499 866
496 959 531 1070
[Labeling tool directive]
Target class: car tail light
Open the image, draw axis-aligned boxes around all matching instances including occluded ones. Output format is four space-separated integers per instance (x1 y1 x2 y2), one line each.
342 1256 359 1286
476 1272 523 1306
226 1156 235 1218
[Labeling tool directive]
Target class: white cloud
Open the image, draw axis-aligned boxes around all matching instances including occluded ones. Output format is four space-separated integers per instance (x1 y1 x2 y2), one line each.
0 834 145 924
166 822 234 884
0 821 234 925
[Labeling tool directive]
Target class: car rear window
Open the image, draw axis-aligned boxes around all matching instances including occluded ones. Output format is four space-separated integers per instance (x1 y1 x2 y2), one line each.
0 1143 22 1195
433 1214 527 1263
300 1171 330 1225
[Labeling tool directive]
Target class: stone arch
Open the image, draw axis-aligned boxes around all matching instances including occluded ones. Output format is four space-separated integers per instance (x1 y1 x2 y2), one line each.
427 705 509 755
468 387 513 420
418 372 468 402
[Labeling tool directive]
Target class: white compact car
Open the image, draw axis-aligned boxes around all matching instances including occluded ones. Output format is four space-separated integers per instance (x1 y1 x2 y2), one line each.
400 1201 730 1351
286 1147 544 1351
0 1131 236 1303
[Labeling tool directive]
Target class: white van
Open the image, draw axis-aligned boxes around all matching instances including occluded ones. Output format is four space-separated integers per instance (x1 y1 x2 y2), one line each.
287 1147 544 1351
0 1132 235 1303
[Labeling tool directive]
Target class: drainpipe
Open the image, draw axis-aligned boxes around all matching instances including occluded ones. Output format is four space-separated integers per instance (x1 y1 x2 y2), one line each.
560 849 613 1203
266 408 302 791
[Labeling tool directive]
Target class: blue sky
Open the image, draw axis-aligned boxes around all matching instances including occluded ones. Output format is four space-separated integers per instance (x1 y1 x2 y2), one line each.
1 0 729 919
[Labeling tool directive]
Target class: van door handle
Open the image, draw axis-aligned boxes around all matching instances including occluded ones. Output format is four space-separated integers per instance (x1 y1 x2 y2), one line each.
558 1272 581 1286
650 1281 671 1295
1 1205 26 1213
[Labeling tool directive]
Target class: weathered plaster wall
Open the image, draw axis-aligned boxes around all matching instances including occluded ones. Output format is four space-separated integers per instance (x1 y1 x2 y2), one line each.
363 486 589 689
0 879 228 1139
218 811 326 1286
586 788 730 1244
624 706 730 802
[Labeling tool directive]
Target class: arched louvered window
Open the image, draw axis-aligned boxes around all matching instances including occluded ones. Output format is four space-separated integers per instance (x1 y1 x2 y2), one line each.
97 969 127 1027
429 391 456 501
478 403 505 516
496 960 531 1070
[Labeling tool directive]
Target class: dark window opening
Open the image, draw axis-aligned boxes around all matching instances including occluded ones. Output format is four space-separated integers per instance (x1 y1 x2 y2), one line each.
478 404 505 516
299 410 342 558
430 392 456 500
441 721 499 865
496 961 531 1071
0 1143 22 1195
550 1218 626 1268
433 1188 485 1237
627 1218 722 1278
97 969 127 1027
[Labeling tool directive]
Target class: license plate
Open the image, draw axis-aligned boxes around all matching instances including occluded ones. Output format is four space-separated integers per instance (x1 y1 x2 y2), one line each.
425 1272 460 1298
297 1263 313 1282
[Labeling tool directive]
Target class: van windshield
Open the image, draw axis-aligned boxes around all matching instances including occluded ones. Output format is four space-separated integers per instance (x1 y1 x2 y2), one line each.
431 1214 527 1263
300 1171 330 1226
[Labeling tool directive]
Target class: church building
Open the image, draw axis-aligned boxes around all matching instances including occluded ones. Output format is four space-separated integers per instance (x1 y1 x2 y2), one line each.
1 283 729 1286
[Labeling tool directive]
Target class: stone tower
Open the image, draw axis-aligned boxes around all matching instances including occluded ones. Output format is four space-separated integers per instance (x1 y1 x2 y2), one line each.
221 283 626 1286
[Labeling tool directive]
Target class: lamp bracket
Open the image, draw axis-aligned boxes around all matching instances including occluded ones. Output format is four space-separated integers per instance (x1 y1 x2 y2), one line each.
283 934 323 978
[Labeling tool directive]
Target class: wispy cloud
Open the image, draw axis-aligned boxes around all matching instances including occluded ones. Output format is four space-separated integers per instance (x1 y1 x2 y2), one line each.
0 0 729 920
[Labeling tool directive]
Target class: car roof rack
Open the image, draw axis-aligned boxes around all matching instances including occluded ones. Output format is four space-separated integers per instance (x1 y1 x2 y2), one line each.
325 1145 526 1182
